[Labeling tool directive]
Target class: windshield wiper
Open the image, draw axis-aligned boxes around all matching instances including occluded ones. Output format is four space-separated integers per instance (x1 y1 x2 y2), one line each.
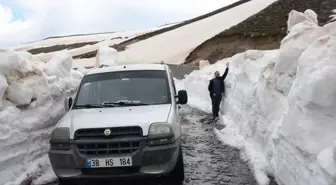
102 101 150 106
75 104 104 108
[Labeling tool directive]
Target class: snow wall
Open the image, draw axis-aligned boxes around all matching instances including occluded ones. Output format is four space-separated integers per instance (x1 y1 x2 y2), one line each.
179 10 336 185
0 50 82 185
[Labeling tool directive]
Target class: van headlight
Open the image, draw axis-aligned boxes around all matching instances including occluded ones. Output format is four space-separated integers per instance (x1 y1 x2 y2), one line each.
148 123 175 146
49 127 71 150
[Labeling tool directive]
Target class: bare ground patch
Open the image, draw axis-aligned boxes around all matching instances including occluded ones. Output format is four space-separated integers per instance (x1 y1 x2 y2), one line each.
183 0 335 65
185 34 283 65
27 42 99 55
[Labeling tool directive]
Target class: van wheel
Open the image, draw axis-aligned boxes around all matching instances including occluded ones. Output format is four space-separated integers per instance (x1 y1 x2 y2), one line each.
168 145 185 184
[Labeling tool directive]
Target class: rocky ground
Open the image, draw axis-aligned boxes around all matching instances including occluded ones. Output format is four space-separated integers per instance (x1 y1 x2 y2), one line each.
44 105 278 185
179 106 258 185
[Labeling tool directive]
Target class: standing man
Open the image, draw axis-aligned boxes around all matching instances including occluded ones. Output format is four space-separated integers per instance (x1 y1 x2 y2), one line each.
208 62 229 120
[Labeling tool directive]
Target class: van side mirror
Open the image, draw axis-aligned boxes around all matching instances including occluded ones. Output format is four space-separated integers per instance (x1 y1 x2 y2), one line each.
176 90 188 105
64 97 73 111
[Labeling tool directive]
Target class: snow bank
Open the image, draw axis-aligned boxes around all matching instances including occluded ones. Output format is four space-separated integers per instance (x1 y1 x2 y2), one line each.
287 9 318 31
330 9 336 22
0 50 82 185
199 60 210 69
179 10 336 185
71 45 119 71
276 10 328 76
0 74 7 108
95 46 118 67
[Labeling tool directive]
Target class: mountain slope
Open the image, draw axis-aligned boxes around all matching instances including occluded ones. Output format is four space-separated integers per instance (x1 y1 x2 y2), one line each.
13 0 279 67
184 0 336 65
15 25 177 54
114 0 276 64
72 0 253 59
114 0 251 49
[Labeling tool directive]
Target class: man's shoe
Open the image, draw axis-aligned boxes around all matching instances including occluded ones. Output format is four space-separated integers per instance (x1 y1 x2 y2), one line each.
214 117 220 122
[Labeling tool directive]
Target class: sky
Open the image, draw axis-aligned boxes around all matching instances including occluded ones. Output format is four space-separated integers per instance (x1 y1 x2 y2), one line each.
0 0 237 47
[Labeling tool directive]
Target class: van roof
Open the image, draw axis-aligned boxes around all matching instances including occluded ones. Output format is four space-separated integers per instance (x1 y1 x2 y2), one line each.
86 64 168 75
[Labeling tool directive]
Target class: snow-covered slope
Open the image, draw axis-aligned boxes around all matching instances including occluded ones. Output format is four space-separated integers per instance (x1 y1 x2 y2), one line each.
30 39 120 64
11 24 179 69
13 23 178 52
0 50 81 185
9 0 278 67
117 0 276 64
178 10 336 185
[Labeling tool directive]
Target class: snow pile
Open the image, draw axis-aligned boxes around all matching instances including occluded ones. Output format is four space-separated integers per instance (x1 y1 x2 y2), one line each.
277 10 328 76
71 45 119 74
199 60 210 69
330 9 336 22
179 10 336 185
0 50 82 185
287 9 318 31
95 46 118 68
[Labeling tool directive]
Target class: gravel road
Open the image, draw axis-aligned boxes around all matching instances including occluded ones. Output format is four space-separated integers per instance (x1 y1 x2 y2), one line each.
41 66 279 185
44 106 263 185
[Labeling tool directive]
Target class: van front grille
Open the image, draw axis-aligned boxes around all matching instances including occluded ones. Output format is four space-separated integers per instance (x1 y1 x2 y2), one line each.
74 126 143 156
77 141 140 155
74 126 142 140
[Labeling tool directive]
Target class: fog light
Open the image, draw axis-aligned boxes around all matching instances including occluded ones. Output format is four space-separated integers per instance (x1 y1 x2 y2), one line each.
50 143 71 150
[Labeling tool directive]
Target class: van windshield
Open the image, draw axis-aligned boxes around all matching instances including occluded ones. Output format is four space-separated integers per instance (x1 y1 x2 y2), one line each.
73 70 171 108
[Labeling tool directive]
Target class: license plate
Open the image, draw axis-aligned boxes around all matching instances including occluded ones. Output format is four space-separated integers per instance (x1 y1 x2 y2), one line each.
86 157 132 168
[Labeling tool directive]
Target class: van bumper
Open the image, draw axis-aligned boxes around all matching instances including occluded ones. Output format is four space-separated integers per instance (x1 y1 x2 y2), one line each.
48 138 181 180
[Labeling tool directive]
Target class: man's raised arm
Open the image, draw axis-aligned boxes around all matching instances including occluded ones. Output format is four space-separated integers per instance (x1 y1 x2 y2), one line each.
221 62 230 80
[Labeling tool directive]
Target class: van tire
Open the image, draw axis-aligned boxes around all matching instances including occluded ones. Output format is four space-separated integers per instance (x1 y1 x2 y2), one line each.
168 145 185 184
58 178 77 185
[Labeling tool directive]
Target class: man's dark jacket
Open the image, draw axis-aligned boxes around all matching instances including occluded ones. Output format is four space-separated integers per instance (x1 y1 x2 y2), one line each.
208 67 229 97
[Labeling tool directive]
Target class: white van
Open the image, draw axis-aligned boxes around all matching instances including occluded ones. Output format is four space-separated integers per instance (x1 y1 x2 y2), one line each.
48 64 188 185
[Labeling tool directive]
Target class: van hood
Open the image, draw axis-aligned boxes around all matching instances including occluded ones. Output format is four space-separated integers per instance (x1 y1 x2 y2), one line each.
58 104 172 139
